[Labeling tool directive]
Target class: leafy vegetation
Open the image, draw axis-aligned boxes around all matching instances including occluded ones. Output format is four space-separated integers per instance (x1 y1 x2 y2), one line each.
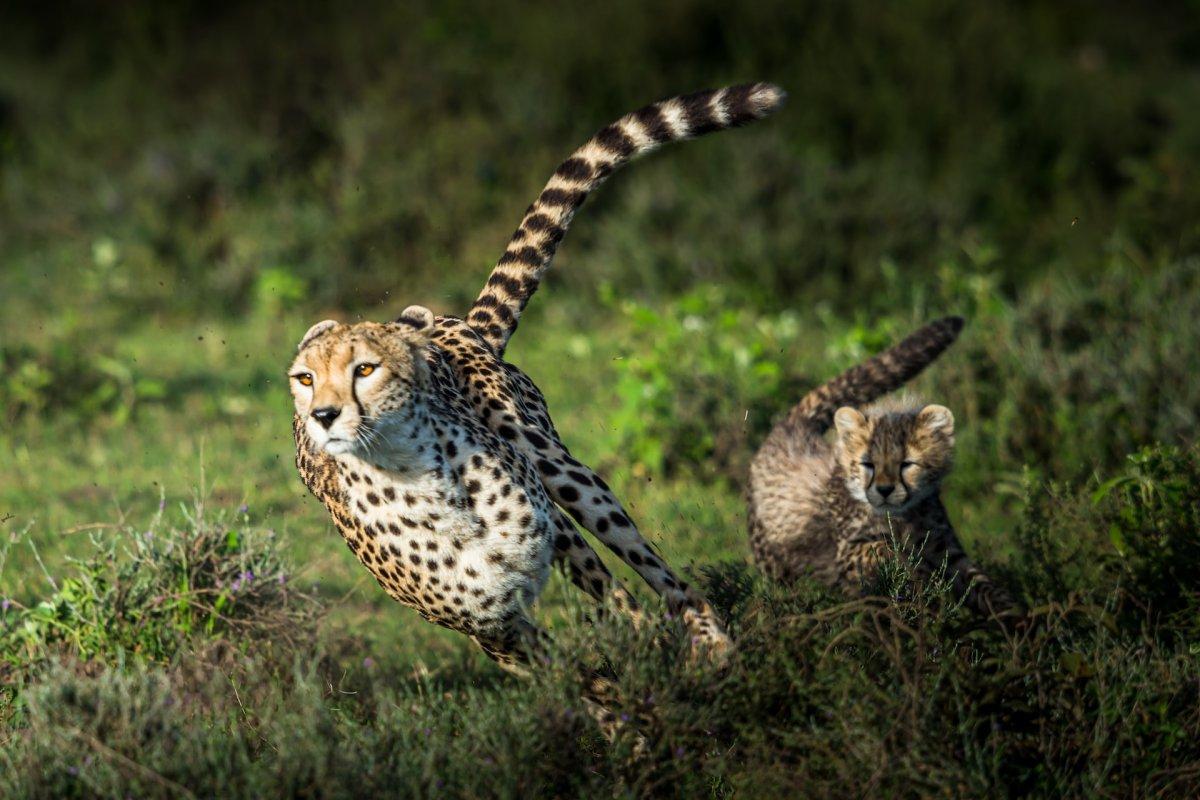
2 0 1199 796
2 447 1199 796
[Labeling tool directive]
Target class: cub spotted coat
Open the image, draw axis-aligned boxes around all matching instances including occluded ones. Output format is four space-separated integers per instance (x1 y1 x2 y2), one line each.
748 317 1019 619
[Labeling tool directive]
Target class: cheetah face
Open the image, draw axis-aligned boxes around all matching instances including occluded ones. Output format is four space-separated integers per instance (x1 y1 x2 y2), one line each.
288 306 435 458
833 404 955 514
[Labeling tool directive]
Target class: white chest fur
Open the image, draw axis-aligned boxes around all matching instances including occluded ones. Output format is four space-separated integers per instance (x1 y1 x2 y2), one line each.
332 435 555 632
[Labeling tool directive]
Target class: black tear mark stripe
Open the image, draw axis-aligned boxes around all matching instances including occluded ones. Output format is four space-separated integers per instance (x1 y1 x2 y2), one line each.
465 82 785 358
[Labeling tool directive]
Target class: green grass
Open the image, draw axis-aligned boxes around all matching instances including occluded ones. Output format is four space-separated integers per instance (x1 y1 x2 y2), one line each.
2 0 1200 795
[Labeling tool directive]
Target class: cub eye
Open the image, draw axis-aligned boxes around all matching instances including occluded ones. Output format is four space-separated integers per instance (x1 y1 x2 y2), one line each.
860 461 875 471
901 460 918 469
294 373 313 387
355 363 376 378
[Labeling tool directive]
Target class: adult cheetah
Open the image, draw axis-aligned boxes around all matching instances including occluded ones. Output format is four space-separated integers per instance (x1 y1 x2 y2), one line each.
289 85 785 697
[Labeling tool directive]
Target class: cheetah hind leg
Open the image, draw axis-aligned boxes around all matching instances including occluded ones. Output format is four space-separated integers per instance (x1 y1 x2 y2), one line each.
533 444 733 663
470 615 642 748
470 360 730 660
550 509 647 628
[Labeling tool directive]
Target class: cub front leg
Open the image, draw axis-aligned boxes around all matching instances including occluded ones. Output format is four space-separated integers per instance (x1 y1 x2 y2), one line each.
921 533 1023 622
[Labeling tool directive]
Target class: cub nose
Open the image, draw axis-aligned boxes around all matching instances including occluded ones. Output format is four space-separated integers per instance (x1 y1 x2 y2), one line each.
876 484 895 499
311 406 342 429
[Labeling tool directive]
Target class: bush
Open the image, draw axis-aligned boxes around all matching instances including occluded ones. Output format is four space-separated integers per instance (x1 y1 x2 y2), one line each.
2 1 1198 316
0 500 319 707
2 467 1199 797
593 259 1200 492
0 339 164 425
1014 444 1200 641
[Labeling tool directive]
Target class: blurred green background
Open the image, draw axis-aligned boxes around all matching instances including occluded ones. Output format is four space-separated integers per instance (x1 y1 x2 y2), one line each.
2 0 1199 663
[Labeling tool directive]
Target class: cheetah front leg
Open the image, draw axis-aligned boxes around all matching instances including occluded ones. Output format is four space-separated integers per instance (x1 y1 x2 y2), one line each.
529 440 733 660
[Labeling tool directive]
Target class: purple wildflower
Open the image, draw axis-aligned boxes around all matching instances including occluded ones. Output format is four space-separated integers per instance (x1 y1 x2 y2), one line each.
238 503 249 515
674 746 686 759
1 599 10 613
363 657 375 669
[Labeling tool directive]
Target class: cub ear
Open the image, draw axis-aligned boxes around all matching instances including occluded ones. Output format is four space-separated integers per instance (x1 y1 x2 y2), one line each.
297 319 338 351
394 305 436 344
833 407 867 438
917 404 955 437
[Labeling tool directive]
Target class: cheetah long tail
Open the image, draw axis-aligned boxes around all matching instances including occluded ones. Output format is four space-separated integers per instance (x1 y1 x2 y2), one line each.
784 316 965 435
466 82 786 357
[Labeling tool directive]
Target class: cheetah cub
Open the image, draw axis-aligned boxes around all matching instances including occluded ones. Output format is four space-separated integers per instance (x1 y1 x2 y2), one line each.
290 84 785 702
748 317 1019 620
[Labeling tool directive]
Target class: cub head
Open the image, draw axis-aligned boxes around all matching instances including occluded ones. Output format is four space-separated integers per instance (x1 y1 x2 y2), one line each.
833 402 955 514
287 305 436 457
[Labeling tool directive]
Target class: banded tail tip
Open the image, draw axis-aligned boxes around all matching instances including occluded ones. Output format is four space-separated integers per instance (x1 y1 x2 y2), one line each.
743 82 787 117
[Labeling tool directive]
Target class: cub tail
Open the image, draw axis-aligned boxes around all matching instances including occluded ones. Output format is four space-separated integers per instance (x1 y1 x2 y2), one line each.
784 316 965 436
466 82 786 356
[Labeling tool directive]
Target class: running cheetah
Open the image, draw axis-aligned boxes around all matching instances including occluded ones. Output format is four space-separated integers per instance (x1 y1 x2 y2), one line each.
289 85 785 699
748 317 1020 620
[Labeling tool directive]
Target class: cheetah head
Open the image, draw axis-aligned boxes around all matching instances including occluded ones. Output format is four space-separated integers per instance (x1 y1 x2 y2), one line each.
833 402 955 514
288 305 436 458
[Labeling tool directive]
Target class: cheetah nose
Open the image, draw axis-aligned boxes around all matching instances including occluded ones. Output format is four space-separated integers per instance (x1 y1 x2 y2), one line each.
311 406 342 429
876 484 895 499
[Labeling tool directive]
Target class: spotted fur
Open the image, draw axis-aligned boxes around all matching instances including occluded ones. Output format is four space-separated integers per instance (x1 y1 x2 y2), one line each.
287 86 784 732
467 82 786 356
748 317 1020 620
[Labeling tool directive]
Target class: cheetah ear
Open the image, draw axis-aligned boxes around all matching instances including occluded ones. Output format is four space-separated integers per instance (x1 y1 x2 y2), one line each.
917 404 954 437
833 407 867 439
297 319 338 351
393 305 435 345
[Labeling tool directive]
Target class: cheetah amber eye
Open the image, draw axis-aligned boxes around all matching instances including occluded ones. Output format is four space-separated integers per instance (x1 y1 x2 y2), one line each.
355 364 376 378
295 373 313 387
861 461 875 472
901 460 918 470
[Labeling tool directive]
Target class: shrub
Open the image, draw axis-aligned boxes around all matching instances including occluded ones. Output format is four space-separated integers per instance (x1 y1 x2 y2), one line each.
0 501 319 707
2 462 1199 797
0 339 164 425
